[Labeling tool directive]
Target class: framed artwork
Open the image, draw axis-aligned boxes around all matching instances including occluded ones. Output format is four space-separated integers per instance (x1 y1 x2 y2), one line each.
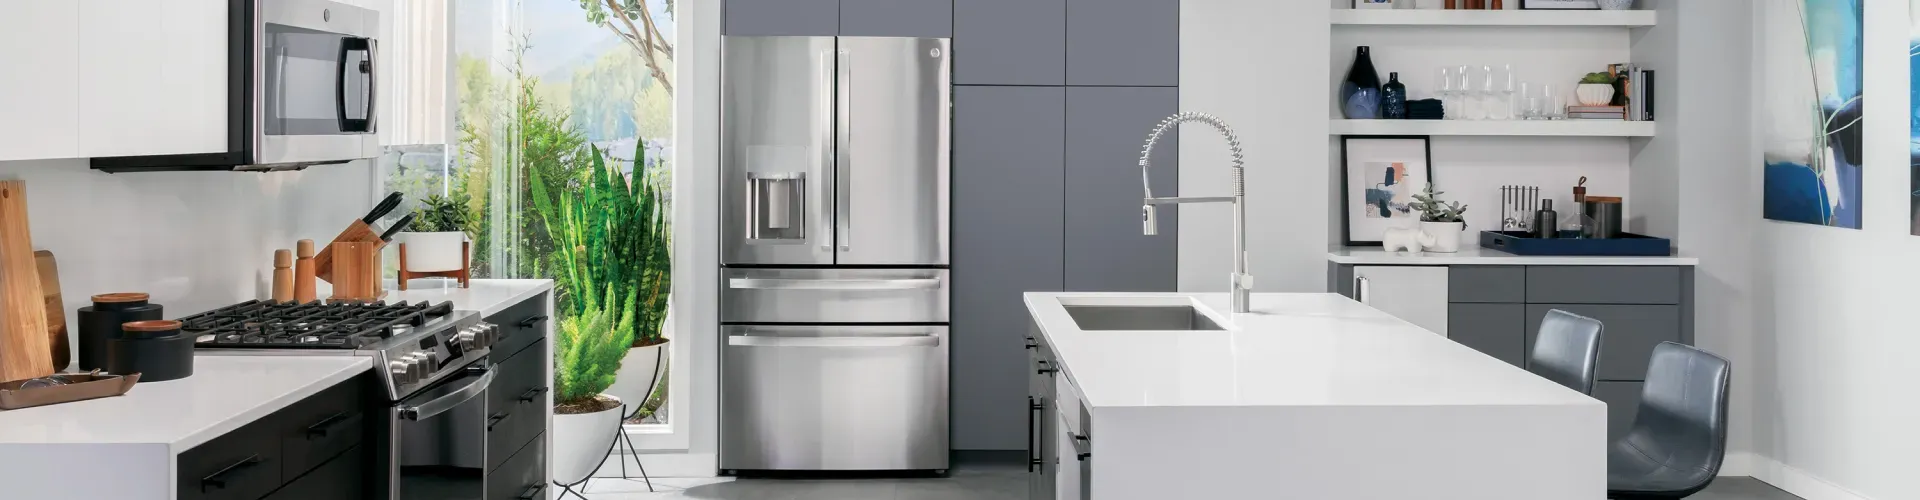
1341 136 1434 246
1762 0 1862 229
1521 0 1601 9
1354 0 1397 9
1911 0 1919 235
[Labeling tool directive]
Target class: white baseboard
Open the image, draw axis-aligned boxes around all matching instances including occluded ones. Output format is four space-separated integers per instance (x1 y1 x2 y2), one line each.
591 451 718 479
1750 455 1876 500
1719 451 1753 476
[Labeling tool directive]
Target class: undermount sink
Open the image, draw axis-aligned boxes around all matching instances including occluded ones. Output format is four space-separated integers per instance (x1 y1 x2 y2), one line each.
1063 304 1227 331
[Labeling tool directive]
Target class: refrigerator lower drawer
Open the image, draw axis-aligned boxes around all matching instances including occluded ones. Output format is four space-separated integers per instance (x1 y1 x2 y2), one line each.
720 325 950 471
722 268 950 323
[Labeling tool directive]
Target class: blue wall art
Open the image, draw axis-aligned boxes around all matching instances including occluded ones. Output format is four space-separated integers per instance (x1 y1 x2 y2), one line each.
1763 0 1863 229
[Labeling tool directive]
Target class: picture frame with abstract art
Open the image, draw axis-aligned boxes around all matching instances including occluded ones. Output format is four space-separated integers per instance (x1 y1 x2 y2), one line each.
1341 136 1434 246
1911 0 1920 236
1763 0 1863 229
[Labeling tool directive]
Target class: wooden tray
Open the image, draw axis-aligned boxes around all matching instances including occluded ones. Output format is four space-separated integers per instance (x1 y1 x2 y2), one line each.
0 370 139 410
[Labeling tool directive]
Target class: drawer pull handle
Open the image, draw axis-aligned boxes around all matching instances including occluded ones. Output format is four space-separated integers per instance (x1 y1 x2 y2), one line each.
1025 337 1037 349
517 484 547 500
519 315 550 328
727 277 942 290
518 387 550 403
305 411 361 439
1037 367 1057 375
487 411 512 431
201 455 262 492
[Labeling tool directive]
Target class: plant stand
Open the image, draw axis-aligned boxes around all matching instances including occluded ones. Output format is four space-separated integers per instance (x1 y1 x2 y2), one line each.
552 402 632 500
607 346 665 491
397 241 470 290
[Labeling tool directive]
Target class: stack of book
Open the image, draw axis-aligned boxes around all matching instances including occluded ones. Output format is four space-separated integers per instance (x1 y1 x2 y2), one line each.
1608 63 1656 121
1567 105 1626 120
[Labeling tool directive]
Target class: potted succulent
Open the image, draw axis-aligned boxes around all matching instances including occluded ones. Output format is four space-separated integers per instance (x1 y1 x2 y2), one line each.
1410 184 1468 253
398 194 470 273
1576 72 1617 107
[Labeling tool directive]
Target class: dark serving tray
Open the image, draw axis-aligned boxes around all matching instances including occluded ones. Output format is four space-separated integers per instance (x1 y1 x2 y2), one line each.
1480 230 1674 257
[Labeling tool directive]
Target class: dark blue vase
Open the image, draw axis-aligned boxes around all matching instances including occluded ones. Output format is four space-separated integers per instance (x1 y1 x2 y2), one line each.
1341 46 1383 119
1382 72 1408 119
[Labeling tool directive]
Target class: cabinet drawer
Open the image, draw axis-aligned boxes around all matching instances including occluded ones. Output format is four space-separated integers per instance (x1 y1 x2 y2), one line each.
487 432 548 500
1449 266 1525 303
1447 303 1525 368
1593 381 1643 443
179 417 283 500
277 378 369 481
487 340 550 471
261 445 367 500
1526 304 1681 381
1525 266 1681 305
486 293 550 361
723 268 950 323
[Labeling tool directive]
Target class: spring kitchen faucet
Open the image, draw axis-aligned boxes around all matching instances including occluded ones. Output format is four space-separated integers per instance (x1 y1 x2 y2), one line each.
1138 112 1252 314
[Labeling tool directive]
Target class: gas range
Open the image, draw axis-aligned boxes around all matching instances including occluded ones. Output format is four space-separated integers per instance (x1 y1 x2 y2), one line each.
188 300 504 400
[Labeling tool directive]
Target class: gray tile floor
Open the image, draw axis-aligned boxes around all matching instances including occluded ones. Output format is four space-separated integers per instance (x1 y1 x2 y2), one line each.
571 457 1798 500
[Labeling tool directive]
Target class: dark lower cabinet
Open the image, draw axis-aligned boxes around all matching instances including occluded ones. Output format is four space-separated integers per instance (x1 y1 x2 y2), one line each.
487 433 549 500
487 293 550 361
1525 304 1681 381
487 331 551 472
1447 303 1526 367
1592 381 1644 442
260 445 367 500
180 375 375 500
178 417 284 500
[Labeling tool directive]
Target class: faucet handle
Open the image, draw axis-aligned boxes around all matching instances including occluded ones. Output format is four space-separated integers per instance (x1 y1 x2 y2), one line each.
1141 205 1159 236
1234 273 1255 290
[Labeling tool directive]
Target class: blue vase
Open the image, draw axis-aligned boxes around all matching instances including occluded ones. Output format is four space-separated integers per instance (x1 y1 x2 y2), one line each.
1340 46 1383 119
1382 72 1408 119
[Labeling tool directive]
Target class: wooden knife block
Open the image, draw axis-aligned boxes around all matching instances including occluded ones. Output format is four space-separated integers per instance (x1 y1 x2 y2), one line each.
314 220 385 284
326 242 384 304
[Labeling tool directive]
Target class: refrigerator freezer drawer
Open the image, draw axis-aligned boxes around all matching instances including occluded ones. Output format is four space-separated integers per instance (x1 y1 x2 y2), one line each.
721 325 950 471
722 268 950 323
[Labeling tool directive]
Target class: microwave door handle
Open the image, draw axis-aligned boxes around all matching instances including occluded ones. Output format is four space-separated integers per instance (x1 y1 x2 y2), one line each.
397 364 495 421
336 38 349 132
336 37 374 133
363 38 377 132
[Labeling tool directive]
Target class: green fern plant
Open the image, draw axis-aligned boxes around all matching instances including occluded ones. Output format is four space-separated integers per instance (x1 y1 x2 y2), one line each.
553 285 635 412
409 193 471 233
1410 184 1468 223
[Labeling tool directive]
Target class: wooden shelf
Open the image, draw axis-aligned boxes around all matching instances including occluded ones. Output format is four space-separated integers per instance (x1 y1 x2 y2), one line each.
1330 9 1657 27
1330 119 1656 137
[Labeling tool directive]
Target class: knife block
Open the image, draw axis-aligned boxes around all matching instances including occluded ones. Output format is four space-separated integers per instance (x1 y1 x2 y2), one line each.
397 241 470 290
326 242 383 304
314 220 385 284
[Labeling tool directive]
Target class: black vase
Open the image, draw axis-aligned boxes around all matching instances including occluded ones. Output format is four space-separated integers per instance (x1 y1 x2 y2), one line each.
1382 72 1408 119
1340 46 1383 119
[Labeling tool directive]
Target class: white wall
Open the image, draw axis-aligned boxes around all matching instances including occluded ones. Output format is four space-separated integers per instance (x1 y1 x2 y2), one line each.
1747 0 1915 498
0 160 376 364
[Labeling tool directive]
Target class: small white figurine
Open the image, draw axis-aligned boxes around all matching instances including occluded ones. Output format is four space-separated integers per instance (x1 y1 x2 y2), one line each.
1382 226 1436 253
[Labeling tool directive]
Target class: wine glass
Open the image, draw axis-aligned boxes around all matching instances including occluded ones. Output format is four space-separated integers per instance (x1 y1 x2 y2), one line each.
1456 65 1475 120
1437 67 1456 120
1475 65 1495 120
1493 64 1516 120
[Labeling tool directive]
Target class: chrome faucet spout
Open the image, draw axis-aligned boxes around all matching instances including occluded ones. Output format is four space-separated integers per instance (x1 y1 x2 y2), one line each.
1137 112 1253 314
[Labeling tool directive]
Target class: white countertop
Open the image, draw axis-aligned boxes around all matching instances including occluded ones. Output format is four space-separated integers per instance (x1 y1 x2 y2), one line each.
1328 245 1698 265
386 278 555 316
0 355 369 452
1024 292 1600 409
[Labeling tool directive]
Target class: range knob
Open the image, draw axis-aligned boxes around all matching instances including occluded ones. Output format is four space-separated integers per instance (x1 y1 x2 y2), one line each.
483 322 502 345
401 352 432 383
388 360 413 385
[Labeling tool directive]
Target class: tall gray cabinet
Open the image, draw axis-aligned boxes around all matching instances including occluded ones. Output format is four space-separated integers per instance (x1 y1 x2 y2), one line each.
724 0 1180 451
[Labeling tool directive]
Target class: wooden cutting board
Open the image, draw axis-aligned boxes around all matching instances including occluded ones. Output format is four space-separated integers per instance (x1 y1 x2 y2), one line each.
36 251 67 371
0 180 51 381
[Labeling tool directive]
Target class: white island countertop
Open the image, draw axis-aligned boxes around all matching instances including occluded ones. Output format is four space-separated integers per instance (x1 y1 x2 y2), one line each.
1329 245 1698 265
386 278 554 316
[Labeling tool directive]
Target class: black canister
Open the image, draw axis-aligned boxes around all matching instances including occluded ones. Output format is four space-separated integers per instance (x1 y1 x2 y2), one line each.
1532 199 1560 239
77 293 164 371
1583 197 1624 239
108 320 194 382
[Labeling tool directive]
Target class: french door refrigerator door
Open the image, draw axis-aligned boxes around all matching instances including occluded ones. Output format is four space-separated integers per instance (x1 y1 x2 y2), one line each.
834 37 951 266
721 325 950 471
721 268 950 324
723 36 838 265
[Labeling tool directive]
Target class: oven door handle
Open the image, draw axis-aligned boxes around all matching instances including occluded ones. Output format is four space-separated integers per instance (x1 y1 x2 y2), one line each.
398 364 495 421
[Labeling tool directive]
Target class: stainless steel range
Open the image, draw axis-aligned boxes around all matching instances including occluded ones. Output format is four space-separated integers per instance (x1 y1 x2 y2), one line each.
189 300 506 499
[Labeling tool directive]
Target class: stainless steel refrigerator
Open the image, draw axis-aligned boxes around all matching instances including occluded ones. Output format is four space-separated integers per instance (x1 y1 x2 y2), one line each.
719 36 952 472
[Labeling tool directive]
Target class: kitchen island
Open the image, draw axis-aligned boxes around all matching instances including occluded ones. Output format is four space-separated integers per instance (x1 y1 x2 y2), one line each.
1024 292 1604 500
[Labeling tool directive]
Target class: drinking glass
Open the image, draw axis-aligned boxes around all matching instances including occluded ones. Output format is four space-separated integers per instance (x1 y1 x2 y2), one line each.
1456 65 1476 120
1437 67 1456 120
1474 65 1495 120
1543 84 1564 120
1520 82 1543 120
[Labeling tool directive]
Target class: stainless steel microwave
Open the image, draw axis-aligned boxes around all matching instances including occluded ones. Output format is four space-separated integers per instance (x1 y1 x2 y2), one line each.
92 0 380 172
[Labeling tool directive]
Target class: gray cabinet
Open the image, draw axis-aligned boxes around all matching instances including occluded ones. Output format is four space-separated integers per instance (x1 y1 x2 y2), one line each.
1447 303 1526 367
954 86 1066 450
955 0 1066 85
1592 381 1643 442
725 0 838 36
1064 86 1176 292
841 0 953 37
1526 304 1682 381
1526 266 1682 305
1448 266 1524 303
1066 0 1178 87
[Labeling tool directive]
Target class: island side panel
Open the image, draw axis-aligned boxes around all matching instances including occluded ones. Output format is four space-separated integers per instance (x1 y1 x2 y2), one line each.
1090 405 1604 500
0 443 170 500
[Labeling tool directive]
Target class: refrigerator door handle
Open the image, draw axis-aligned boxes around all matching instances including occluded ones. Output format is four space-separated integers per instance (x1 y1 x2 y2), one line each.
818 47 836 252
727 277 943 291
728 334 940 348
835 46 853 252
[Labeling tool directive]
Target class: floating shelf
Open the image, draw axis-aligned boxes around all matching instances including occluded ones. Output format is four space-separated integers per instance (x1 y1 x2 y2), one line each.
1330 9 1657 27
1330 119 1656 137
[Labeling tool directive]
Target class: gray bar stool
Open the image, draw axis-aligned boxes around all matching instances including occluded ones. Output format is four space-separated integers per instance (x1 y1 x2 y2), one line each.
1529 309 1603 394
1607 342 1731 499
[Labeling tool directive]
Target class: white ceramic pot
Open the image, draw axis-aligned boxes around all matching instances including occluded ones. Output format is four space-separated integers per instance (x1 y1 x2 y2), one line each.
1575 84 1616 107
1422 221 1465 253
399 231 466 272
552 395 625 484
1598 0 1633 10
605 339 668 412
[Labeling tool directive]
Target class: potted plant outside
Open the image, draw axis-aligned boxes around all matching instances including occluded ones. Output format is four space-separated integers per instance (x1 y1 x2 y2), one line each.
399 194 471 273
1411 184 1469 253
1576 72 1617 107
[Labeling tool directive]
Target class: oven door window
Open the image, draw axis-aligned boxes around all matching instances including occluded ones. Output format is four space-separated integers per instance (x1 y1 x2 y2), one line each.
264 23 375 136
395 362 492 500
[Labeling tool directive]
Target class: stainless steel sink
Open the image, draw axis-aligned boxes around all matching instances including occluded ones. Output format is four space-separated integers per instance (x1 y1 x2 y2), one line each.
1063 305 1226 331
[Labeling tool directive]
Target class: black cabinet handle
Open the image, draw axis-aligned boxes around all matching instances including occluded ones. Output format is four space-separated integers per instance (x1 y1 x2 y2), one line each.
201 455 262 492
1077 452 1091 461
1025 336 1037 349
305 411 362 439
519 315 549 328
487 412 512 431
1037 367 1057 375
517 484 547 500
518 387 550 403
1026 396 1037 472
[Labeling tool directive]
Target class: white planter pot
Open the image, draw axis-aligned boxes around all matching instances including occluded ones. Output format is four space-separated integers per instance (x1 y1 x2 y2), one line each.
552 395 625 484
1575 84 1616 107
1422 221 1465 253
399 232 466 272
605 339 668 413
1598 0 1633 10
